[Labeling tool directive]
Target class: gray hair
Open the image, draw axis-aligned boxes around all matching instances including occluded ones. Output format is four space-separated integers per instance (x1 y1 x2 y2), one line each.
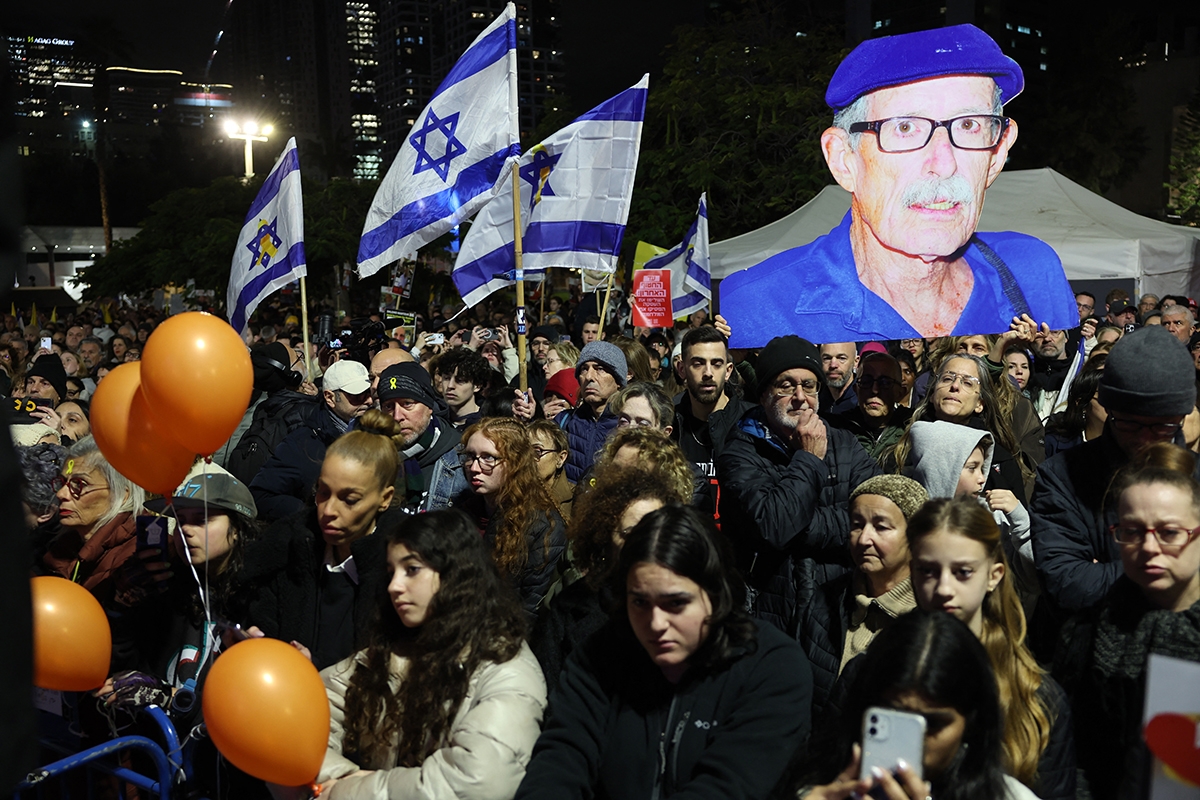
66 436 146 529
833 83 1004 151
1139 294 1160 305
1162 305 1195 325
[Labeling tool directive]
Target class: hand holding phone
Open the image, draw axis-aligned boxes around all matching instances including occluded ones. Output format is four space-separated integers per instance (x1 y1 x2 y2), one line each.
40 336 53 352
860 707 925 782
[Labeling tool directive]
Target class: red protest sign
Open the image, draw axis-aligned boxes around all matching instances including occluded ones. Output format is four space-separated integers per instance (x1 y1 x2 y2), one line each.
632 269 672 328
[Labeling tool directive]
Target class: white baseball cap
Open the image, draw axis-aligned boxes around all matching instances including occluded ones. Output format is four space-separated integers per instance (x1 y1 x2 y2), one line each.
322 359 370 394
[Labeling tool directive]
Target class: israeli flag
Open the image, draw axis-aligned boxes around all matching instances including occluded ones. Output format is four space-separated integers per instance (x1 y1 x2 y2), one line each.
227 137 306 334
453 75 649 308
357 3 519 278
644 193 710 319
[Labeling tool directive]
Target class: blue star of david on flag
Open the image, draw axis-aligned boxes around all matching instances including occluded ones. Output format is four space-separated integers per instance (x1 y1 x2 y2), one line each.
409 109 468 182
519 147 562 211
246 217 282 270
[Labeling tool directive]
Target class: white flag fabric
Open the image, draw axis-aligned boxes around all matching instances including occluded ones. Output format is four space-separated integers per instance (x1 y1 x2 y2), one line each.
643 193 710 319
357 3 519 278
452 75 649 308
227 137 306 334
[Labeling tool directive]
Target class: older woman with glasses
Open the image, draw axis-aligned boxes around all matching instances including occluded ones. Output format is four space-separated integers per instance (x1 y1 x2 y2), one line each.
458 417 567 621
526 419 573 521
1053 444 1200 800
36 436 147 606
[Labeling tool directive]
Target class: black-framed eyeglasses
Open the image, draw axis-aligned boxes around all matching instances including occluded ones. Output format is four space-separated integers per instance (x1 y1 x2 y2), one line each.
51 475 108 500
856 374 896 391
771 379 820 399
1110 524 1200 553
849 115 1010 153
531 446 561 460
458 452 503 472
1109 417 1183 437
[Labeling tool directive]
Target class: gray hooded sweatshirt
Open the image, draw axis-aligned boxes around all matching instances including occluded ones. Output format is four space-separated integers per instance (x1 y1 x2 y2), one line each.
906 420 1037 609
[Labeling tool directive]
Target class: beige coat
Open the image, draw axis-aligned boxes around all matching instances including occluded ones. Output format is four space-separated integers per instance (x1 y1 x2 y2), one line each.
317 642 547 800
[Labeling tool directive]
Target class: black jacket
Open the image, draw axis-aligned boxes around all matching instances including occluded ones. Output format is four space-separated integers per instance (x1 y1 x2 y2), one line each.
794 571 854 718
480 504 567 622
672 392 755 520
528 581 614 694
717 407 881 633
516 618 812 800
1031 675 1077 800
1052 578 1200 800
1030 426 1200 613
250 403 351 521
239 507 396 670
225 389 318 486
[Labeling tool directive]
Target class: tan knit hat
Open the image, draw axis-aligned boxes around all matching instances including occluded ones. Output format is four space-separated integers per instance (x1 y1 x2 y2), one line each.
850 474 929 520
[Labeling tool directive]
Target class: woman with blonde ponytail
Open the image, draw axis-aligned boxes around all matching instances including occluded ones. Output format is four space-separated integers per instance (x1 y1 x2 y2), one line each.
907 497 1076 800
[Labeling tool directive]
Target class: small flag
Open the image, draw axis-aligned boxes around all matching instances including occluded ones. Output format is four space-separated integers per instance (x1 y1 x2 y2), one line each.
227 137 306 334
30 303 38 328
643 193 710 319
49 307 57 323
453 75 649 308
357 3 519 278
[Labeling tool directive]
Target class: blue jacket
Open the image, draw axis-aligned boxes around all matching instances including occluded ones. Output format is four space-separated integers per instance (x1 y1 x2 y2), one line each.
556 403 619 484
720 211 1078 347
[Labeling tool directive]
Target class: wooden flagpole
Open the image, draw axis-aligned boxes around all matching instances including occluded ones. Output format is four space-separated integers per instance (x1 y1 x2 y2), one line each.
512 161 528 391
599 271 615 340
300 276 313 379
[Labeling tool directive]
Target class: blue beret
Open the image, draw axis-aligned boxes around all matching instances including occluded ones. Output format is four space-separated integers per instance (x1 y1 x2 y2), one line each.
826 24 1024 111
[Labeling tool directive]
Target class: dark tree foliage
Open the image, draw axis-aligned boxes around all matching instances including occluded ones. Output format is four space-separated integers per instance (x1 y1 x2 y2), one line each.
1167 87 1200 227
625 10 846 247
80 176 380 302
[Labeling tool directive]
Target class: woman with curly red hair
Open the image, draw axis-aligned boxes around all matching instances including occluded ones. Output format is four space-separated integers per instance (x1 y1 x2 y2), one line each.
458 417 567 620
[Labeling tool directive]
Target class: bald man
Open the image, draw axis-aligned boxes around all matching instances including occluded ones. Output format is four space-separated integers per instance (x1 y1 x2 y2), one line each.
370 346 415 401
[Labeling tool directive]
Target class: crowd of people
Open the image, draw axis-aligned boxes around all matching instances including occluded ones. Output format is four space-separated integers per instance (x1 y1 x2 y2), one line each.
8 280 1200 800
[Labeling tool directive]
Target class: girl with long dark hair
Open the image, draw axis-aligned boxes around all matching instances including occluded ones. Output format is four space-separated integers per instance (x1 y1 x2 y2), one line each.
517 505 812 800
798 610 1036 800
277 510 547 800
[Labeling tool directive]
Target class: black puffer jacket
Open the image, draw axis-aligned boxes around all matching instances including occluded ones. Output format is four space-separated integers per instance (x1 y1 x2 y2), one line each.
481 505 567 622
1031 675 1077 800
716 407 880 634
794 571 854 718
250 403 351 521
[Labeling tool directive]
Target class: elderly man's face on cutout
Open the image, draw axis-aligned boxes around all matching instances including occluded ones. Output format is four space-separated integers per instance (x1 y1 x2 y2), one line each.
824 75 1016 262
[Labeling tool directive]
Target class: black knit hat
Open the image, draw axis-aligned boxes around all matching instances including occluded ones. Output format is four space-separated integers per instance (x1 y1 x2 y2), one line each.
755 335 825 395
530 325 560 344
377 362 446 414
25 353 68 401
1098 326 1196 416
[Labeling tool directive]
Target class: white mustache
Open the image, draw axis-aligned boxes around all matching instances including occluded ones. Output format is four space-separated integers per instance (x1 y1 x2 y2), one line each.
901 175 974 208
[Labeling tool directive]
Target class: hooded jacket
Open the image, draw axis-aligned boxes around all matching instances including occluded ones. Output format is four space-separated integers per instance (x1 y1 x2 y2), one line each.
907 420 1036 604
250 402 355 521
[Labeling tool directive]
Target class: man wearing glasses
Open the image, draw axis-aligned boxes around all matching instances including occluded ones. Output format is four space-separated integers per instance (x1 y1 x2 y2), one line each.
717 335 880 634
720 24 1077 346
1032 326 1200 618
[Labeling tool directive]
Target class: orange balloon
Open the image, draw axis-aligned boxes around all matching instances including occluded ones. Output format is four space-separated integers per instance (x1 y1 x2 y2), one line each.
31 577 112 691
202 638 330 786
140 312 253 455
90 362 196 495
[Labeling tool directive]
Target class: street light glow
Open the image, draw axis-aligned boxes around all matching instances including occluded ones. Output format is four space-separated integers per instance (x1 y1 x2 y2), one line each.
223 119 274 179
262 124 274 136
223 119 238 135
244 121 259 135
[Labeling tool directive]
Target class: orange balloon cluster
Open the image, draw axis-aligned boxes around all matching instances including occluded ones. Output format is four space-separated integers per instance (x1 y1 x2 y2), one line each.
203 638 330 786
89 313 252 492
31 577 112 691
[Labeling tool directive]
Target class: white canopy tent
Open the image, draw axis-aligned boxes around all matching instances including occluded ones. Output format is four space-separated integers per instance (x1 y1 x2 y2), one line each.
710 168 1200 300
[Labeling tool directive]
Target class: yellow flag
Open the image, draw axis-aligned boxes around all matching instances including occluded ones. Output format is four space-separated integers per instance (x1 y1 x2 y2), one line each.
103 303 113 324
634 240 668 271
30 303 38 328
50 306 58 323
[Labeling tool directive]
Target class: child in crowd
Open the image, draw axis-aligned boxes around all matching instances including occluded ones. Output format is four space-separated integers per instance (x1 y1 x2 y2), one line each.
907 419 1038 612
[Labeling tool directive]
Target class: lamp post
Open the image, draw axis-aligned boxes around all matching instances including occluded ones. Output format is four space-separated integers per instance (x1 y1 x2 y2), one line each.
223 120 274 178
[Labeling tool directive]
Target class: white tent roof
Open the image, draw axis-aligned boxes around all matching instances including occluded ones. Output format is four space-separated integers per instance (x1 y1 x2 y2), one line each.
710 167 1200 299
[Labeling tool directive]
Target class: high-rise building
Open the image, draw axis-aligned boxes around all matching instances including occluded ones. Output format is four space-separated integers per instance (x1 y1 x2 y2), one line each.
7 34 97 121
377 1 436 165
348 1 384 180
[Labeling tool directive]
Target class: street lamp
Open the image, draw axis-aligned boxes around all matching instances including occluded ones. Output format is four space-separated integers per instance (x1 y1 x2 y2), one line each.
224 119 274 178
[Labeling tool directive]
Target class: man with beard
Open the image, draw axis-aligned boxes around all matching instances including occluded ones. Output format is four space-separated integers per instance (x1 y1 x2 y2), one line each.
1028 327 1072 394
376 362 467 512
671 327 754 516
829 351 910 467
717 335 880 633
819 342 858 416
720 24 1077 345
556 341 627 482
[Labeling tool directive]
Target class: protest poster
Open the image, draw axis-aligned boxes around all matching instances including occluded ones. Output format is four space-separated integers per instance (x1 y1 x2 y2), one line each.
631 268 672 328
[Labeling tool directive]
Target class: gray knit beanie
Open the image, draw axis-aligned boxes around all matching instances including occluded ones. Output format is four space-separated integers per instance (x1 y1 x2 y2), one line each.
576 341 628 388
850 474 930 520
1098 326 1196 416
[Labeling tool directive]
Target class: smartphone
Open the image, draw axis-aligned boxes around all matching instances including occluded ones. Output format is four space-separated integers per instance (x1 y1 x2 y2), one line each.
135 515 169 560
40 336 53 352
481 328 501 341
426 333 445 346
860 706 925 782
